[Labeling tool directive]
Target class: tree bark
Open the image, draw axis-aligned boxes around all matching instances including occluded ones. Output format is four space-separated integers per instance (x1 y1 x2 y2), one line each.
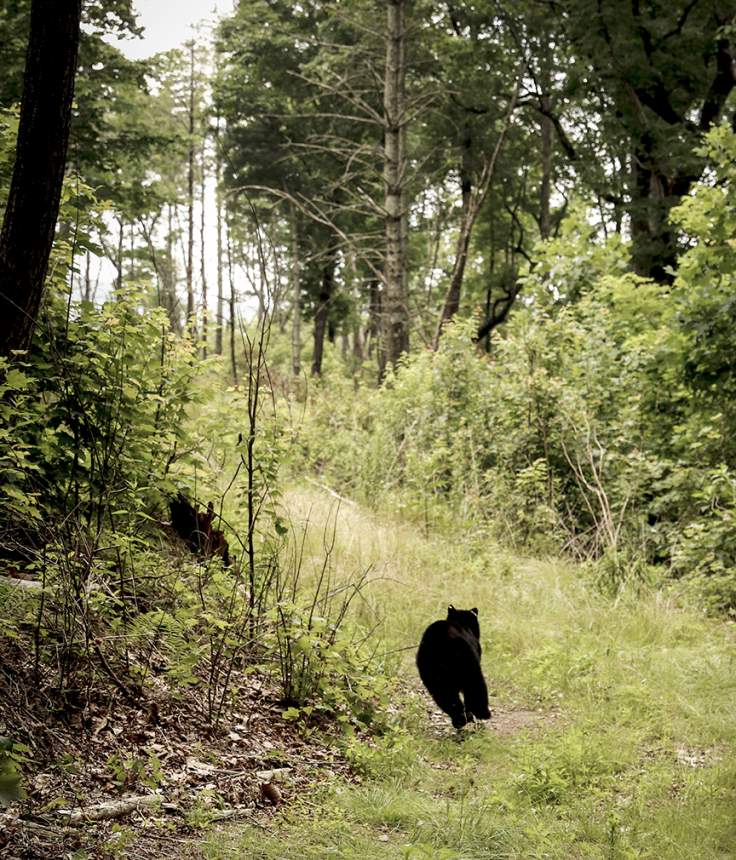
367 277 384 376
311 254 335 376
0 0 82 356
227 218 237 385
539 94 553 241
629 132 678 283
215 118 224 355
382 0 410 369
185 41 196 338
165 203 180 332
83 252 92 303
116 216 124 291
200 138 208 358
290 207 301 377
349 252 363 364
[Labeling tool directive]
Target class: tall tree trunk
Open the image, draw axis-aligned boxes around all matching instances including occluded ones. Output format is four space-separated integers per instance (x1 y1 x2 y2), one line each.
353 324 364 364
348 252 363 365
629 132 677 283
537 40 554 242
185 41 196 339
164 203 180 332
227 218 237 385
367 277 385 376
83 252 91 303
215 118 224 355
311 254 335 377
290 207 301 377
200 139 208 358
0 0 82 356
539 105 553 241
382 0 410 369
116 216 124 291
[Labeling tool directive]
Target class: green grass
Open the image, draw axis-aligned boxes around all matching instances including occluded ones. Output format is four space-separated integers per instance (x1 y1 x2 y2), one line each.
203 488 736 859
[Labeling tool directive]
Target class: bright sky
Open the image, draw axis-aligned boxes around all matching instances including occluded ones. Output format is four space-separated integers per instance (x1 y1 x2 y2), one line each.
113 0 235 59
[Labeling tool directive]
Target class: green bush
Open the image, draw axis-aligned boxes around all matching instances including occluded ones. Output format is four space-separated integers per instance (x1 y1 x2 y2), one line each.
289 128 736 614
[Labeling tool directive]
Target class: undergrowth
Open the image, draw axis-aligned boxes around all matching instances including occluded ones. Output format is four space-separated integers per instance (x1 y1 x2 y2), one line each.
204 487 736 860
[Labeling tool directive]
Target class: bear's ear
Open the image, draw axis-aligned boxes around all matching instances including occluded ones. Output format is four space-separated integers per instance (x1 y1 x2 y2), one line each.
447 604 456 614
471 607 478 615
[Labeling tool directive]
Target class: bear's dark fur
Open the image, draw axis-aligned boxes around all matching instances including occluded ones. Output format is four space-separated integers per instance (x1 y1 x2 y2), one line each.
416 605 491 729
169 494 230 565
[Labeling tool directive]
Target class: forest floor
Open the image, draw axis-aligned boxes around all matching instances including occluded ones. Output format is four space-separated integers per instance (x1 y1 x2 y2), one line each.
199 487 736 860
3 486 736 858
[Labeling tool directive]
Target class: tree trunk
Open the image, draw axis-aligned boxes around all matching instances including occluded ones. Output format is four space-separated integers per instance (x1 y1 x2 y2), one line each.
116 216 124 291
83 252 91 303
227 218 237 385
382 0 410 369
349 253 363 365
129 221 135 282
0 0 82 357
311 255 335 377
290 208 301 377
629 133 678 283
367 277 385 376
200 139 208 358
353 325 364 364
215 118 224 355
186 41 196 338
539 99 553 241
164 203 180 332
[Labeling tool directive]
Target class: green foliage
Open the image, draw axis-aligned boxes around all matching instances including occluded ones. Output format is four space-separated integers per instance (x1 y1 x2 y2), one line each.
0 284 195 547
0 107 18 209
106 751 164 792
515 728 622 806
290 129 736 614
204 494 736 860
0 737 28 806
265 519 386 727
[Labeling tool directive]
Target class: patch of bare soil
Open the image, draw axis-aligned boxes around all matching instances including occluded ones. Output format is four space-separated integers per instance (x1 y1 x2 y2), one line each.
490 706 546 737
418 687 553 739
0 657 353 860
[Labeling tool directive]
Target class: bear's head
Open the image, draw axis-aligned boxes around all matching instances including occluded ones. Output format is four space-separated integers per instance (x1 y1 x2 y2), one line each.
447 605 480 640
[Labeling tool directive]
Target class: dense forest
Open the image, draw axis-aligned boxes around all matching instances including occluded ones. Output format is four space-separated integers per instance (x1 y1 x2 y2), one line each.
1 1 736 857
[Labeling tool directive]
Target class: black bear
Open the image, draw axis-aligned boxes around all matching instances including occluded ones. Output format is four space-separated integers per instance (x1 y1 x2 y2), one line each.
416 605 491 729
169 495 231 566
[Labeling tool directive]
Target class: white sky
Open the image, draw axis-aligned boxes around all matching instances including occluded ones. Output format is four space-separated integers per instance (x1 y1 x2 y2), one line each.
113 0 235 59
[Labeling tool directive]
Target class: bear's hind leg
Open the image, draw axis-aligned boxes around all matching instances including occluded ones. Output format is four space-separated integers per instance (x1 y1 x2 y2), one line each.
432 689 467 729
464 668 491 721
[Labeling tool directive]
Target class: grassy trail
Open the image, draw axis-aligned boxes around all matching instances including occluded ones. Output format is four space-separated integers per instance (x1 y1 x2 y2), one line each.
204 488 736 859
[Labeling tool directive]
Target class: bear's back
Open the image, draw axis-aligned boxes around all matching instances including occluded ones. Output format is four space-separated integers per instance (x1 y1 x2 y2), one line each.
416 616 481 672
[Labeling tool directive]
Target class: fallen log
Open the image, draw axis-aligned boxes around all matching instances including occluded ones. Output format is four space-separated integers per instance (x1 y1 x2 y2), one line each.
56 794 162 824
255 767 293 782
